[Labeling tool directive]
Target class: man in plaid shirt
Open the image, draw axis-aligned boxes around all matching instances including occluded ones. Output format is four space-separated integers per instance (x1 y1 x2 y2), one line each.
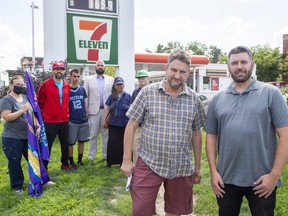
121 49 206 216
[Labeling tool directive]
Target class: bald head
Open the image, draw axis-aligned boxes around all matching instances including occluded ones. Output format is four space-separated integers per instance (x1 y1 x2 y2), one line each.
96 60 105 75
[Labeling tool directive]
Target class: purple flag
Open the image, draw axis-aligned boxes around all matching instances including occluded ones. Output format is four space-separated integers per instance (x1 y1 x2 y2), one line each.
26 71 50 197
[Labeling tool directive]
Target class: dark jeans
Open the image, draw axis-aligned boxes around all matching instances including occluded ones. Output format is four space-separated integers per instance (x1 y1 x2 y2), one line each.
217 184 277 216
2 137 28 190
43 122 69 168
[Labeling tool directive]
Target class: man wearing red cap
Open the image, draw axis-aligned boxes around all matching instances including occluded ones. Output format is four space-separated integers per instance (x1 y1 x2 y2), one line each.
37 61 71 171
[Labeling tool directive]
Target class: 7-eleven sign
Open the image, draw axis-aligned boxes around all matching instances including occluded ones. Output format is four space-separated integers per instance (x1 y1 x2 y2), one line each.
67 13 118 65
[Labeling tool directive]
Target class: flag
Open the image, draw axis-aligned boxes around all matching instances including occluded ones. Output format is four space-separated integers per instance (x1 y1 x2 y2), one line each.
26 71 50 198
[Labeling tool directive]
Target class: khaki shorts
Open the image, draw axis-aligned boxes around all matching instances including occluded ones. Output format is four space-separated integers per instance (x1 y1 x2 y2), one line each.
130 157 194 215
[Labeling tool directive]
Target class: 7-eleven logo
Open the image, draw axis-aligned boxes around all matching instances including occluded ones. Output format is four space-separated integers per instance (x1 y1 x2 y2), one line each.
72 16 113 62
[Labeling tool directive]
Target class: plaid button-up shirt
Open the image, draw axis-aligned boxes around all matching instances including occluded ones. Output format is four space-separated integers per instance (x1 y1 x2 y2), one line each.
126 79 206 179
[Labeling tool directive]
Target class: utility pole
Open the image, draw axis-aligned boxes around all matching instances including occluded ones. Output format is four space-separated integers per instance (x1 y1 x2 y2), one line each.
31 2 39 73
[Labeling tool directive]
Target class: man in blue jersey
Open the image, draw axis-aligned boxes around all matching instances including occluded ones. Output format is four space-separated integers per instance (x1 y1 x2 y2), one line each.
68 69 90 169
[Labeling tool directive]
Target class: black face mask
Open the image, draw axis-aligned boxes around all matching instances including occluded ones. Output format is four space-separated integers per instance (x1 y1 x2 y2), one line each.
13 86 26 95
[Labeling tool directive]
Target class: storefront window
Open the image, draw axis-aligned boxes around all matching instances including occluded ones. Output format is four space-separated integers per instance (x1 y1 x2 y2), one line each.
203 77 210 90
211 77 219 91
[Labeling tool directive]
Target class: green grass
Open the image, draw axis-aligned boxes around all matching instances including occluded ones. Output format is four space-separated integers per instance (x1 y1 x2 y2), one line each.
0 123 287 215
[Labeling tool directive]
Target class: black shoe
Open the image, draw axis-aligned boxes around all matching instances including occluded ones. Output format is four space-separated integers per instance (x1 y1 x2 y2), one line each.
70 162 77 170
77 161 85 166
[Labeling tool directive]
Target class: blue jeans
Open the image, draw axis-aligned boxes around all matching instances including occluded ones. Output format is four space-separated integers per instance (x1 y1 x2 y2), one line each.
217 184 277 216
2 137 28 190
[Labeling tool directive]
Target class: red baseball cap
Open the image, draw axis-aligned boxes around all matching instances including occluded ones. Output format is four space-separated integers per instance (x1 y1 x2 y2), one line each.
52 62 65 70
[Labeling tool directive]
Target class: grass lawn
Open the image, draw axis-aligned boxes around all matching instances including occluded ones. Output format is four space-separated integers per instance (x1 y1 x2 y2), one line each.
0 122 287 215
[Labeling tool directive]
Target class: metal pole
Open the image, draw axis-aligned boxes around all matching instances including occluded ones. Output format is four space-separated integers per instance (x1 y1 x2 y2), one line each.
31 2 39 72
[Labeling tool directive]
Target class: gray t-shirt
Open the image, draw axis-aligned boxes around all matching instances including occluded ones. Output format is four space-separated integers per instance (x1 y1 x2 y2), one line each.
205 79 288 187
0 94 29 139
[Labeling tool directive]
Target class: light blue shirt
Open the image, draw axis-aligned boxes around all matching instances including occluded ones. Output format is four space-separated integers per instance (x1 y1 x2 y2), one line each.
54 80 63 105
97 75 105 108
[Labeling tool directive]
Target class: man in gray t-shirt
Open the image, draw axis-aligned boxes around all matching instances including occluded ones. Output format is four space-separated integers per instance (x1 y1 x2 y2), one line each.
205 46 288 216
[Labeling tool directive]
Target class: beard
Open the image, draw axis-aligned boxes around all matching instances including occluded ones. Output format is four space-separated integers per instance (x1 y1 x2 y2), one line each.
54 72 64 79
230 67 253 83
96 68 104 75
167 77 185 90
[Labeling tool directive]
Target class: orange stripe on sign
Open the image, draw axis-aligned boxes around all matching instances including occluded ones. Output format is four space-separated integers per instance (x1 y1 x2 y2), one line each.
79 20 103 30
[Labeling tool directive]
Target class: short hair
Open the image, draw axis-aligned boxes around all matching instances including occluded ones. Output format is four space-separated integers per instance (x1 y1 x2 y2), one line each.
10 75 24 85
228 46 253 60
70 69 80 76
167 49 190 68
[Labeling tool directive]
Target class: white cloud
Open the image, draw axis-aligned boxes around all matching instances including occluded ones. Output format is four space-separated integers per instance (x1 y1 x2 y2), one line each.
273 27 288 52
0 21 27 70
135 15 207 52
218 16 250 37
0 19 44 70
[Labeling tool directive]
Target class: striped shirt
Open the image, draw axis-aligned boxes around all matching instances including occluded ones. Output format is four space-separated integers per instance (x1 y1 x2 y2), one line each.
126 79 206 179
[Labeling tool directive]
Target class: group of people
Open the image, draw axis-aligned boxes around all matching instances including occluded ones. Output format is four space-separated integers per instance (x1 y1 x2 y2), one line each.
0 46 288 216
120 47 288 216
0 59 149 196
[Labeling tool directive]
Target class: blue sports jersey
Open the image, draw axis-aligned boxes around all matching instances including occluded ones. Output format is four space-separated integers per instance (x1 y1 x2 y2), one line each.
69 86 88 124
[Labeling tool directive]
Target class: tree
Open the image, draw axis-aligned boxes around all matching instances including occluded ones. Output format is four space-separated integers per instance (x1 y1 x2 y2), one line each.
29 69 52 93
208 45 224 63
155 44 166 53
145 48 152 53
278 51 288 80
185 41 207 55
218 55 228 64
251 45 282 82
164 41 184 53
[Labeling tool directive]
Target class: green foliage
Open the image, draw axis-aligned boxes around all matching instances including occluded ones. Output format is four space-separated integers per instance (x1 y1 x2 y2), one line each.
218 55 228 64
0 123 131 216
250 45 282 82
151 42 288 82
278 52 288 77
152 41 227 64
208 45 224 63
186 41 207 55
105 66 116 78
29 69 52 93
155 44 166 53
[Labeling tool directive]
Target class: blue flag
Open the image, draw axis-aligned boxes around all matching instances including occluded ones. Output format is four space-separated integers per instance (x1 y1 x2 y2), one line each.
26 71 50 198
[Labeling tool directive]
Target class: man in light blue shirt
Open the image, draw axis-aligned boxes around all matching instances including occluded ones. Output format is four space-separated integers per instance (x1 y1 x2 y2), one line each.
84 60 114 162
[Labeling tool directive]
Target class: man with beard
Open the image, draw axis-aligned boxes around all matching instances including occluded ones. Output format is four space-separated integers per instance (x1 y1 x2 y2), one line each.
37 62 71 171
84 60 114 163
121 50 206 216
205 46 288 216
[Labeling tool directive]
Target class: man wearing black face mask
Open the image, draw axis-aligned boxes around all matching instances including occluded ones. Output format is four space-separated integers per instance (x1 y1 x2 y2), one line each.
84 60 114 163
37 62 71 172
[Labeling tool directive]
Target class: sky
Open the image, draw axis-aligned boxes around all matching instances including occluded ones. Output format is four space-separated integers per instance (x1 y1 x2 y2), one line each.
0 0 288 70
